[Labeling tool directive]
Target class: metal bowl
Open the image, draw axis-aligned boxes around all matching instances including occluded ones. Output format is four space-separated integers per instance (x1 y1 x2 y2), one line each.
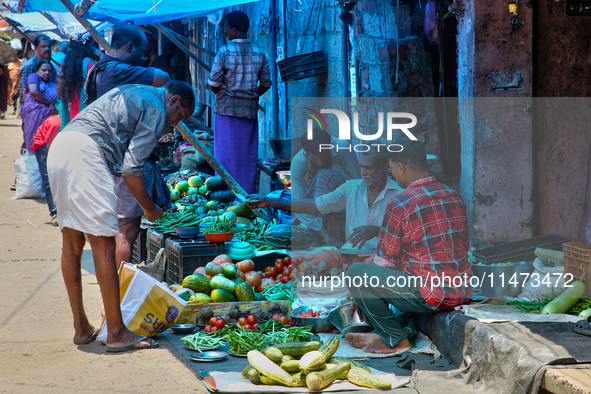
175 227 200 239
171 324 197 335
276 170 291 186
327 303 373 335
288 306 334 333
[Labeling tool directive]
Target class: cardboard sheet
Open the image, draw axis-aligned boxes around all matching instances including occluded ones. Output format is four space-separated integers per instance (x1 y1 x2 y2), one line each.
458 303 581 323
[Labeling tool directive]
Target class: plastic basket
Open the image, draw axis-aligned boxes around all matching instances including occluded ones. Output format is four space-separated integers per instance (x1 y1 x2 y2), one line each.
471 233 570 264
563 242 591 297
165 238 227 285
131 226 148 265
278 51 328 83
138 248 167 282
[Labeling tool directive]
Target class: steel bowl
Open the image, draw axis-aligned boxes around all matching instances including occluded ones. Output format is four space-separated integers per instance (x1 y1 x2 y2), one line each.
276 170 291 186
288 306 334 333
171 324 197 335
327 303 373 335
175 226 200 239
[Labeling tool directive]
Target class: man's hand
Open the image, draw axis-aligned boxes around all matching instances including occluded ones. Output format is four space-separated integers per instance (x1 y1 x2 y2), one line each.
144 205 163 222
349 301 364 322
245 194 272 209
317 228 344 248
350 226 381 249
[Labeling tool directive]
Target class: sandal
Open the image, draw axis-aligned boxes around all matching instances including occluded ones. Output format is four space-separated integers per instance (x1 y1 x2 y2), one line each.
51 214 59 226
574 317 591 337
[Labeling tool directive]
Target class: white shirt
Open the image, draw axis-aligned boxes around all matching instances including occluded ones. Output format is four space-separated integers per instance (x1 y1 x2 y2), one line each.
315 177 403 250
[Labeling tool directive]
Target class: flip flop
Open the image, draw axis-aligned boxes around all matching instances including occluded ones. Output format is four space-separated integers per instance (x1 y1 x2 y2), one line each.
106 336 160 353
574 317 591 337
73 327 99 345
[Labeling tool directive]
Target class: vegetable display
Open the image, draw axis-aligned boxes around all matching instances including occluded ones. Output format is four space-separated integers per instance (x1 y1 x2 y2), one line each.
201 216 236 234
181 332 226 351
542 281 586 314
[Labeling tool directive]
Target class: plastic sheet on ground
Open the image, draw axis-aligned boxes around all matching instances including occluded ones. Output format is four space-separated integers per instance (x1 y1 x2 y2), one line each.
318 333 441 360
198 368 409 393
457 302 581 323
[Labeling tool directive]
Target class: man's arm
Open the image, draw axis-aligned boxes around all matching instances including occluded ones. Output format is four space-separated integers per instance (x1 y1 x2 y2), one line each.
122 173 162 221
246 195 318 214
152 68 171 87
207 51 225 95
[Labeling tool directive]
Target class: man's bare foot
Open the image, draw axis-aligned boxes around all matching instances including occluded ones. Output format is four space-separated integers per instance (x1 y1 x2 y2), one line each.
345 332 382 349
106 329 154 350
363 338 411 354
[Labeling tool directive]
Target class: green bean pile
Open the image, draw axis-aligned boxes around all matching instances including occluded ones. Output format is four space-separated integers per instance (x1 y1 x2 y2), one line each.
182 332 227 351
201 216 236 234
508 297 591 315
226 319 313 354
235 218 277 251
151 211 202 234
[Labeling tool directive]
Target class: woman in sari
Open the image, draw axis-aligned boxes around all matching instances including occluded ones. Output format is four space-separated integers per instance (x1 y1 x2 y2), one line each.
22 60 58 152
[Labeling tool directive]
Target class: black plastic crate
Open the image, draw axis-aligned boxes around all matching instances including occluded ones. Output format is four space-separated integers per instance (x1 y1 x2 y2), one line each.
166 238 227 284
278 51 328 83
472 233 571 264
131 226 148 265
147 229 171 263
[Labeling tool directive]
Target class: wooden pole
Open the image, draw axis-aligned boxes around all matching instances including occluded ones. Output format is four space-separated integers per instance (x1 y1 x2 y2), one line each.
153 23 211 72
188 116 213 136
59 0 110 54
158 24 216 57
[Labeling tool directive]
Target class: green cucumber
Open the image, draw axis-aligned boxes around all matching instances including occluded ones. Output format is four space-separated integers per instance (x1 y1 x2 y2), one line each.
542 281 586 314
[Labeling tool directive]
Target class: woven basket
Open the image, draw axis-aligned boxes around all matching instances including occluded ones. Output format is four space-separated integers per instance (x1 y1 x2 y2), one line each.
138 248 167 282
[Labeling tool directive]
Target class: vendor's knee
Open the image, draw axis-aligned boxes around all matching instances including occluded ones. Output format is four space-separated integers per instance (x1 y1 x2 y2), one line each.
345 262 366 279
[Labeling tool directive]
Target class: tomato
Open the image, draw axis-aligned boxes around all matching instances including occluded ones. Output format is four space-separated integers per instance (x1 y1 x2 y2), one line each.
216 319 225 329
272 314 282 321
261 272 270 279
247 315 257 325
283 256 291 265
289 322 295 327
204 325 212 333
274 258 283 266
253 323 260 330
238 317 247 326
280 275 289 284
209 317 218 326
245 324 253 330
289 273 296 281
269 267 277 277
279 316 290 325
211 326 218 332
264 266 274 275
275 261 284 272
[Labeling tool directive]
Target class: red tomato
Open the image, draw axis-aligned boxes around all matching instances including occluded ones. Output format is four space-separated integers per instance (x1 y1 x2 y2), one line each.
289 273 296 281
209 317 218 327
211 326 218 332
253 323 260 330
204 325 212 333
264 266 273 275
261 272 270 279
275 261 284 272
281 267 289 276
215 319 225 329
247 315 257 325
289 322 295 327
238 317 247 326
272 314 282 321
245 324 253 330
280 275 289 284
283 256 291 265
274 258 283 266
269 267 277 277
279 316 290 325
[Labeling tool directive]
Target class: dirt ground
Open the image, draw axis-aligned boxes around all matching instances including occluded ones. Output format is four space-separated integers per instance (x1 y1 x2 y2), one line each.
0 114 209 394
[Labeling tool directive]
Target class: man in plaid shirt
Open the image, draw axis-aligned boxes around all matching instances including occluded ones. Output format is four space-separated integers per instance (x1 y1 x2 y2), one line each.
208 11 272 193
346 140 472 355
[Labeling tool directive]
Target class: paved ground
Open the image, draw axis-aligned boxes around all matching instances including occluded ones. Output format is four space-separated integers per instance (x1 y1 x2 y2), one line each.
0 114 209 394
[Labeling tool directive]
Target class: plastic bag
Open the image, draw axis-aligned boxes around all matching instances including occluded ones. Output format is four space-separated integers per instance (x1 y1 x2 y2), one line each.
96 263 187 344
12 149 44 199
518 257 565 300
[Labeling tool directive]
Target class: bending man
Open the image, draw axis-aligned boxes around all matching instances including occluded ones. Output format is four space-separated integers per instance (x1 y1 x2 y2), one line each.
47 81 195 352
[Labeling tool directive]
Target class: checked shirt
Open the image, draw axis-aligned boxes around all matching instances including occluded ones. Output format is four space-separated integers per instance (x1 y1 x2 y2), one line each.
377 176 472 310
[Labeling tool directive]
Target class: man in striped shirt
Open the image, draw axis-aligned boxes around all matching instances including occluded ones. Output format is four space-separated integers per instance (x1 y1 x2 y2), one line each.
208 11 272 193
346 140 472 354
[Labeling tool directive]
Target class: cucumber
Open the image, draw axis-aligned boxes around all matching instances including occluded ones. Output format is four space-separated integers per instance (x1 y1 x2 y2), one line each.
542 281 586 314
534 248 564 263
579 308 591 319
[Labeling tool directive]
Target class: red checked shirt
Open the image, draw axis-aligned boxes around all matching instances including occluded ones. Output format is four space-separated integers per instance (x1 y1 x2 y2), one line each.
376 176 472 310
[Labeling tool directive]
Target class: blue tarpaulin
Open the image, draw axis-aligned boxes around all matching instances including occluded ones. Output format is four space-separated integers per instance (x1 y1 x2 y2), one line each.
10 0 261 25
4 10 112 40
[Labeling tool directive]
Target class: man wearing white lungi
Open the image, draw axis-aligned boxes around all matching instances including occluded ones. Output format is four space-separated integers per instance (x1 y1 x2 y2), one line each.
47 81 195 352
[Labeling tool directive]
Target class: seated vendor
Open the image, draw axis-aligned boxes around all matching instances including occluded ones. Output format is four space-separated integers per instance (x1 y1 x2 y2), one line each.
248 150 403 271
345 139 472 355
290 128 360 236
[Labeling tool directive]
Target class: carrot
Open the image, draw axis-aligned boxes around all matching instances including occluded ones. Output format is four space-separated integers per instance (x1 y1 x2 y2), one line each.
308 308 313 315
314 311 320 317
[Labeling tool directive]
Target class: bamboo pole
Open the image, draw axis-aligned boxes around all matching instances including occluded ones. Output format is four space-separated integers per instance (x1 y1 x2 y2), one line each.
188 116 213 136
158 23 216 57
152 23 211 72
59 0 110 53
